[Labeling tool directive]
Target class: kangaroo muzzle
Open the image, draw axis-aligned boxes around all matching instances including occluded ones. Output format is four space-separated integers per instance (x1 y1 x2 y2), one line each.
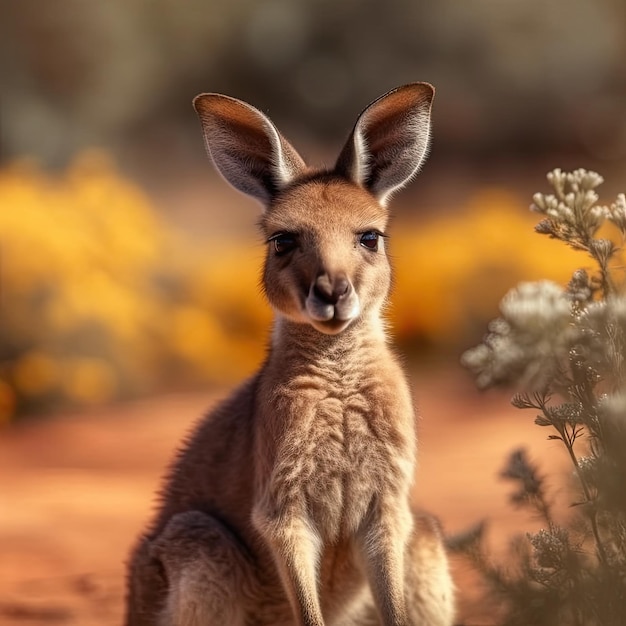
305 272 360 331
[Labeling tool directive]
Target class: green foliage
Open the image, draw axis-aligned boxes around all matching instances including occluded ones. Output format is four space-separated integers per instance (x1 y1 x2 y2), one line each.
460 170 626 625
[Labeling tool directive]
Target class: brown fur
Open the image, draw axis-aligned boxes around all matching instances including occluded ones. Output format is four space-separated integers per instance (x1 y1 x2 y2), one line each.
125 83 454 626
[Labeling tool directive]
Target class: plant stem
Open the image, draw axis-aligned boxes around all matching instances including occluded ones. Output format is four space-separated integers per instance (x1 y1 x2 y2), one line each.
558 425 609 567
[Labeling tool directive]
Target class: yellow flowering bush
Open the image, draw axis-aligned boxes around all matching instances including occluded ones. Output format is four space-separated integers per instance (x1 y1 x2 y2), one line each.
0 153 588 422
392 189 582 347
0 152 270 423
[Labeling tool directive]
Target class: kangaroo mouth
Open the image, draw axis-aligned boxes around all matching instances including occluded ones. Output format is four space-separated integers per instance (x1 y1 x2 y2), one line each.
304 297 360 334
310 316 354 335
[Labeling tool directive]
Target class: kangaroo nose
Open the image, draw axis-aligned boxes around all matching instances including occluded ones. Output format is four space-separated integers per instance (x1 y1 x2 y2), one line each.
313 274 351 305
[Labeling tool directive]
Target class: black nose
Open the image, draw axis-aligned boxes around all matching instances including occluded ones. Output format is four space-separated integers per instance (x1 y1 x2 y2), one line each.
313 274 351 305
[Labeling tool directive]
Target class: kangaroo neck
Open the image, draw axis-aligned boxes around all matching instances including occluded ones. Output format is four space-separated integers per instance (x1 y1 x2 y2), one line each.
266 314 388 372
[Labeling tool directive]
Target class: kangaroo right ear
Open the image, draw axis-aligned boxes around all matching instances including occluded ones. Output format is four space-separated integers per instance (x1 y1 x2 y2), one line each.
193 94 307 207
335 83 434 206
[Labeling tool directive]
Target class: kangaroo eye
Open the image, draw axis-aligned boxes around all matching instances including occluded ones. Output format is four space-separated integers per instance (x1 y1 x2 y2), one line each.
359 231 380 251
268 232 298 255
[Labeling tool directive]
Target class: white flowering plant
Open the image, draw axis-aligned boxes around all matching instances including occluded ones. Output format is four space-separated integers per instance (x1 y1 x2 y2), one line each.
458 170 626 625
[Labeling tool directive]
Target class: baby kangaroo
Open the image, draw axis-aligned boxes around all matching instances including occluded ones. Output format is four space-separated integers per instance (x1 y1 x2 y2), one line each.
125 83 454 626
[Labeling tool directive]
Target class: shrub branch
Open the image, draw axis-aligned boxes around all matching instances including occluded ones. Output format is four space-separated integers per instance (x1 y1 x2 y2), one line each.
459 169 626 625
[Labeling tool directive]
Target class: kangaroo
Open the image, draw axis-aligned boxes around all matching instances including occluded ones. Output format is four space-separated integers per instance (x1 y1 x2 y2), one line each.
125 83 454 626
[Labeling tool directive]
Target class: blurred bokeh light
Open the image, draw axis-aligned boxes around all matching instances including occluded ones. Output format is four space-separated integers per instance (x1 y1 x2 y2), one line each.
2 0 625 166
1 0 625 420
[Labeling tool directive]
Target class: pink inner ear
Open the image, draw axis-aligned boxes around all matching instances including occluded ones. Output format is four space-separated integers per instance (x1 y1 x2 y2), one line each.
193 94 307 206
335 84 434 204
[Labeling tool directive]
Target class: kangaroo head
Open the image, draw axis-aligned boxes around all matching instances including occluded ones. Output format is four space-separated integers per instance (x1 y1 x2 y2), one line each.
193 83 434 335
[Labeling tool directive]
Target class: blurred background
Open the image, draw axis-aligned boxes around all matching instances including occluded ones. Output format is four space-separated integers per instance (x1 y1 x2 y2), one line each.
2 0 625 422
2 2 626 623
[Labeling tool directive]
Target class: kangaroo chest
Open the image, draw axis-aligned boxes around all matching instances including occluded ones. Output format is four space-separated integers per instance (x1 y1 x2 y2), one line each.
259 382 415 540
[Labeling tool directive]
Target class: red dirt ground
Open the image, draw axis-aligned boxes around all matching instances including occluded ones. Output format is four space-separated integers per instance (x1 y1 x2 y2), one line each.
0 369 571 625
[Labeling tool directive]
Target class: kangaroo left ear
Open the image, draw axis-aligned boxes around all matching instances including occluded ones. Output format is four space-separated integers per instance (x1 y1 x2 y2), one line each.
335 83 434 206
193 93 307 208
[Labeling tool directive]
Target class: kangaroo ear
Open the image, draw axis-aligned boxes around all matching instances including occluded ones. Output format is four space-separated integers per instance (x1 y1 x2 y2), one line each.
193 94 307 207
335 83 434 206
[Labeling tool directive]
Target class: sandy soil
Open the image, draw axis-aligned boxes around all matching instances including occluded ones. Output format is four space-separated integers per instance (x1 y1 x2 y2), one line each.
0 369 571 625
